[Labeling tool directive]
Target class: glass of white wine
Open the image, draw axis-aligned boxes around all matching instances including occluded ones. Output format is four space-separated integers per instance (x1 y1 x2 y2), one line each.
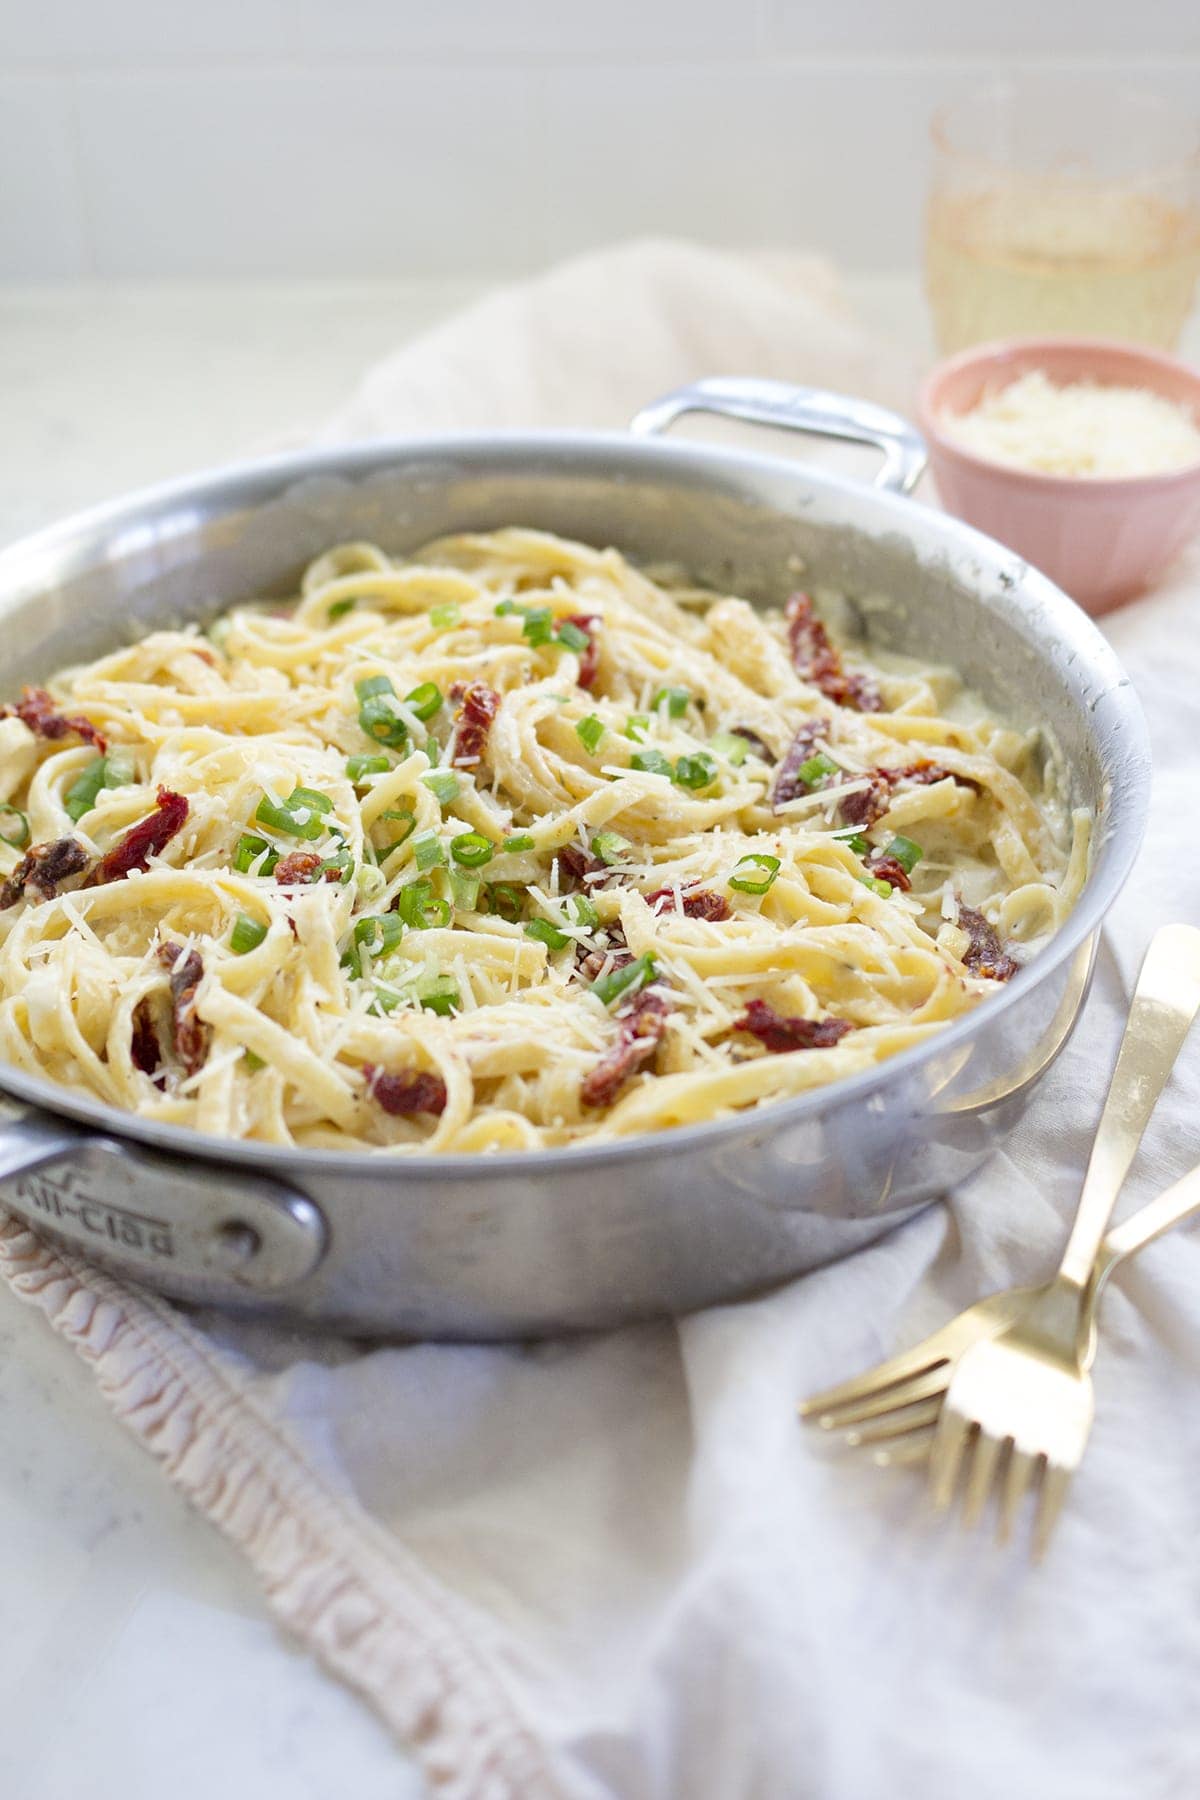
925 77 1200 354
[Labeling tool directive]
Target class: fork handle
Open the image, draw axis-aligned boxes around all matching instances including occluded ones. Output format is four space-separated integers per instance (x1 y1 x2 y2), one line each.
1093 1164 1200 1294
1059 924 1200 1290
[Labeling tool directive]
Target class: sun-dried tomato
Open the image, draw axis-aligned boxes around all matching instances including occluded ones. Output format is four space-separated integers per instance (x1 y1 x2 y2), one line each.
645 886 732 921
837 760 981 831
772 718 831 808
452 681 500 767
363 1064 448 1116
736 999 853 1053
0 836 90 909
785 593 881 714
273 850 337 885
159 944 209 1078
580 990 669 1108
866 853 911 893
895 761 982 794
559 843 606 890
130 1000 165 1087
837 775 893 829
88 788 188 885
956 903 1020 982
7 686 107 751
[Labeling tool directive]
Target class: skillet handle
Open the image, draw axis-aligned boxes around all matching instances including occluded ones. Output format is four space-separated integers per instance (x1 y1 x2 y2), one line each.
629 376 928 496
0 1096 325 1293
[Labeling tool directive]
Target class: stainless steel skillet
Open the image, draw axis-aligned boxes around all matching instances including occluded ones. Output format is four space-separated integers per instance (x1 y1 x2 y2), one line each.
0 379 1150 1337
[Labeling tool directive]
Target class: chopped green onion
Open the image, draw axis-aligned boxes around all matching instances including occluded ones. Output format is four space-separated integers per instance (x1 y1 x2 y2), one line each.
64 757 108 822
631 748 674 778
355 675 407 747
376 807 416 854
430 601 461 630
327 597 357 621
882 835 924 875
502 832 535 853
243 1049 266 1072
710 731 751 766
291 785 333 815
0 805 29 849
651 686 690 717
450 831 493 868
346 753 390 783
451 868 482 910
422 769 459 805
797 753 839 789
64 752 135 823
354 913 404 957
356 863 388 903
591 831 633 866
728 852 781 896
575 714 605 754
860 875 894 899
255 787 333 841
521 607 555 648
405 681 443 722
835 831 869 856
567 893 599 929
556 619 590 652
230 913 268 955
321 846 355 884
625 714 650 742
673 752 717 791
396 880 452 930
370 985 403 1015
233 833 279 876
525 917 570 951
494 598 520 617
486 881 527 922
412 831 445 871
591 953 657 1007
359 695 408 749
417 973 460 1015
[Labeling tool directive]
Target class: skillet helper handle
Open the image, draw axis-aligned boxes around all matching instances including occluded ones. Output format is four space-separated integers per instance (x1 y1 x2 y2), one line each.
1059 924 1200 1292
628 376 928 496
0 1096 325 1292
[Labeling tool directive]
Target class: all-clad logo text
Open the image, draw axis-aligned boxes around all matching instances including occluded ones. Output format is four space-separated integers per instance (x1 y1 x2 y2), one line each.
15 1167 175 1260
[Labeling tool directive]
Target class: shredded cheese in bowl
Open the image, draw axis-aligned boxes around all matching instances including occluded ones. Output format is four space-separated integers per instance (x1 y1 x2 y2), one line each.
939 370 1200 479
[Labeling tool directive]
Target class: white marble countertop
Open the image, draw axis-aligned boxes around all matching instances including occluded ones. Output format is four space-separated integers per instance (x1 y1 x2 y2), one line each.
0 271 1188 1799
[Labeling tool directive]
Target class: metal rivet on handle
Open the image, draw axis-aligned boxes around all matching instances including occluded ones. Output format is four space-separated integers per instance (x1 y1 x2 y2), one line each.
210 1220 263 1268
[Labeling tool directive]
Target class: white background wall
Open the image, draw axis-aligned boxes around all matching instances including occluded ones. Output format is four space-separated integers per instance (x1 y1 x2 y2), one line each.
2 0 1198 280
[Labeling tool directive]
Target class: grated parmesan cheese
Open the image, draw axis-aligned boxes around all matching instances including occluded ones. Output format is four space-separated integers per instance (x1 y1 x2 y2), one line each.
940 370 1200 479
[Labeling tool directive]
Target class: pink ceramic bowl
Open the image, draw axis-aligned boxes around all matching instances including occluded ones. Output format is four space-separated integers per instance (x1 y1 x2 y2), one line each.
918 337 1200 615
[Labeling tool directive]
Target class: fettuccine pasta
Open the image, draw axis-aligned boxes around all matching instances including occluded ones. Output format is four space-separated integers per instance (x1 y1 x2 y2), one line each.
0 528 1088 1151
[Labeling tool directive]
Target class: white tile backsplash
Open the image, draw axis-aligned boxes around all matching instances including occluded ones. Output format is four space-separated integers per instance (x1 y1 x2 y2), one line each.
0 77 87 276
295 0 767 58
536 62 945 273
2 0 1197 278
767 0 1200 54
72 69 541 277
4 0 295 64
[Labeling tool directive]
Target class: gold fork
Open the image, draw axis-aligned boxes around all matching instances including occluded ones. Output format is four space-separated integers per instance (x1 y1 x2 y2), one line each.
803 1160 1200 1467
801 922 1200 1550
927 923 1200 1553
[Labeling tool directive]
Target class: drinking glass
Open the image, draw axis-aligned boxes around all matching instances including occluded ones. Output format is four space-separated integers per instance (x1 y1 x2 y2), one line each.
925 78 1200 353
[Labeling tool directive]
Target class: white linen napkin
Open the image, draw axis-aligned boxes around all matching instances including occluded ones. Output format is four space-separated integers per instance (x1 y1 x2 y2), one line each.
4 239 1200 1800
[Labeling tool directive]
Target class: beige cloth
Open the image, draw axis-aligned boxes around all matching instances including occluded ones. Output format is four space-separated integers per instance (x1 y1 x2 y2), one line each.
4 241 1200 1800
